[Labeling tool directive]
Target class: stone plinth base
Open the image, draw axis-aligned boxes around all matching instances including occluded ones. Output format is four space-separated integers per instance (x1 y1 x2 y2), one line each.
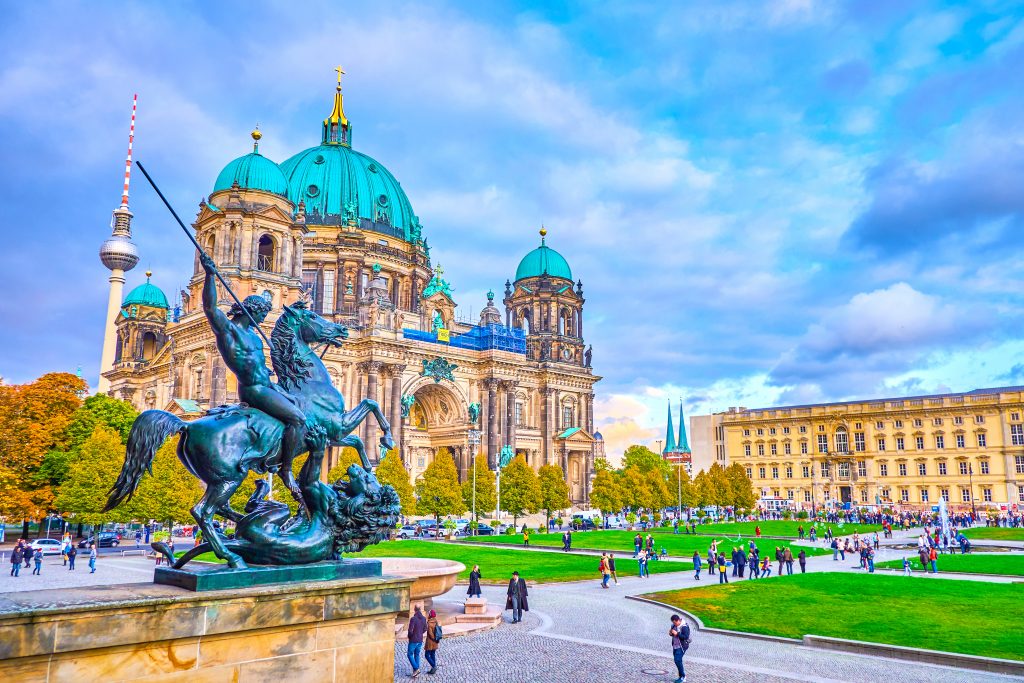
0 574 412 682
155 558 381 591
464 597 488 615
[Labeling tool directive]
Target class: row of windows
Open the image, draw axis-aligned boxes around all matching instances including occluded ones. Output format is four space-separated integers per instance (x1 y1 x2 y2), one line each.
742 414 1002 438
746 458 1002 480
764 486 1004 504
744 431 991 456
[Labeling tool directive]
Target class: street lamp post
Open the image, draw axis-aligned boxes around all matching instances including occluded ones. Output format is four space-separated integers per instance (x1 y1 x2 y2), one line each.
468 429 481 535
969 465 977 519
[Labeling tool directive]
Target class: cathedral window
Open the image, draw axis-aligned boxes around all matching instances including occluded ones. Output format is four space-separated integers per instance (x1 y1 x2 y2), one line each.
257 235 276 272
322 270 335 313
141 332 158 361
562 405 574 429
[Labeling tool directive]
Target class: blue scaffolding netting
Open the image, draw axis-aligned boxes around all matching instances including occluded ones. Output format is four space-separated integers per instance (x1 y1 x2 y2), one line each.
403 324 527 354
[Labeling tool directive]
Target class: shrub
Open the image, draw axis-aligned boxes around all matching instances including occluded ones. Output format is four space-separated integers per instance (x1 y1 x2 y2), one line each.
555 517 564 527
537 525 546 534
796 510 809 520
626 512 637 526
653 512 662 523
489 520 500 529
640 514 650 524
782 510 793 520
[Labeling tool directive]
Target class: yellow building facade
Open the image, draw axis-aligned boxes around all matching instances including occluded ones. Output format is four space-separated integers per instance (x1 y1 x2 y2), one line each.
708 386 1024 513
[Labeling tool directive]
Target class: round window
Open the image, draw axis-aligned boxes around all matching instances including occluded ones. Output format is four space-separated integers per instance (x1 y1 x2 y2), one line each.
313 154 325 164
377 194 389 206
307 184 320 197
367 163 378 173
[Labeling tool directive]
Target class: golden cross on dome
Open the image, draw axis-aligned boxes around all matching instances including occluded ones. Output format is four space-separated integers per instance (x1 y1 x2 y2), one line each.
334 65 346 90
435 263 444 276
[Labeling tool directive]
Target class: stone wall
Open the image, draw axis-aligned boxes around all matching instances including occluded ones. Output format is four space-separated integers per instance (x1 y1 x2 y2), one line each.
0 575 411 682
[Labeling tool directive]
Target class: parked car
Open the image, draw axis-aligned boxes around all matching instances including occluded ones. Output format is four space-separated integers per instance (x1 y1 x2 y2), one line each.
471 525 496 536
78 532 120 548
30 538 63 555
395 525 419 539
571 518 597 531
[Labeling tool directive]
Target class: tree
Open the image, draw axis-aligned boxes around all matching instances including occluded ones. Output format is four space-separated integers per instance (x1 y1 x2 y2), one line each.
593 457 613 473
692 469 710 508
498 454 540 528
621 444 669 476
725 462 757 511
668 464 696 513
618 465 651 514
461 453 496 523
325 447 364 482
63 394 139 449
706 462 731 507
130 436 203 525
55 426 124 524
589 469 622 517
645 469 671 515
376 449 416 517
415 451 465 526
537 464 571 528
0 372 87 518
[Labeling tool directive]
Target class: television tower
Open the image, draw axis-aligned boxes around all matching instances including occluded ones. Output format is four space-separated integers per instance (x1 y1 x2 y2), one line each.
97 95 140 393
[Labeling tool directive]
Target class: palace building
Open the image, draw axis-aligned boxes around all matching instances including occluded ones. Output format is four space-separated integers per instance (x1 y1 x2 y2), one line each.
98 78 602 505
692 387 1024 513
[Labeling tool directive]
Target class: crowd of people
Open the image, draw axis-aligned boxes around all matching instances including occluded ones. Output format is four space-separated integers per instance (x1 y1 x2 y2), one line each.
6 534 95 577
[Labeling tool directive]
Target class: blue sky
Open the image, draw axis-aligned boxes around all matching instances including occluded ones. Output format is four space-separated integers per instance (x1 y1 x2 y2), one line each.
2 1 1023 458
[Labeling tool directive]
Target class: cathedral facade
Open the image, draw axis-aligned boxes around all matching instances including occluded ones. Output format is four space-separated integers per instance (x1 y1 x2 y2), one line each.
101 80 602 505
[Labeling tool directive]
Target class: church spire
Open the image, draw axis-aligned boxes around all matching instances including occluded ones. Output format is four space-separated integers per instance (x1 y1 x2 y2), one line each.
677 400 690 453
322 65 352 146
663 400 677 455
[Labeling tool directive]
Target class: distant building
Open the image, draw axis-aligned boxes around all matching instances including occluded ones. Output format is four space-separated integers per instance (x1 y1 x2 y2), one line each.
661 401 692 474
693 387 1024 512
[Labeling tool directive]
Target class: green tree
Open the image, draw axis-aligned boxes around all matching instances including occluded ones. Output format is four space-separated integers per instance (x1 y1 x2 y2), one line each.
692 469 710 508
461 453 496 523
589 469 622 516
130 436 204 526
498 454 540 528
415 451 465 526
706 462 731 507
537 464 571 528
593 457 613 473
326 447 364 482
725 462 757 510
55 426 125 524
618 465 651 513
621 444 668 476
668 464 696 513
63 394 139 449
645 468 671 514
376 449 416 516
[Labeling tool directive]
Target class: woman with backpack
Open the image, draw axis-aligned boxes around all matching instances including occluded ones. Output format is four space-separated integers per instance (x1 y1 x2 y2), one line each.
424 608 441 675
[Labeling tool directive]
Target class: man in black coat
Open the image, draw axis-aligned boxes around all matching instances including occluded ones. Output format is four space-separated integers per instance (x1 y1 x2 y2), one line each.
505 570 529 623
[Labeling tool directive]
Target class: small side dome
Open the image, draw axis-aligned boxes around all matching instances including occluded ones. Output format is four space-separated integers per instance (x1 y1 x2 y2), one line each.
212 132 288 196
594 430 604 441
515 228 572 282
123 273 169 309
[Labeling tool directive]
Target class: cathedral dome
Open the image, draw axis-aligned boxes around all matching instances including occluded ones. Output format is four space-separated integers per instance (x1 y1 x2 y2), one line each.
123 275 168 309
212 133 288 196
279 143 417 241
515 228 572 282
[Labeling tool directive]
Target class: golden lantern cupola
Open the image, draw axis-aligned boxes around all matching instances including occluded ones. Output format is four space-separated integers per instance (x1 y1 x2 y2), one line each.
322 65 352 147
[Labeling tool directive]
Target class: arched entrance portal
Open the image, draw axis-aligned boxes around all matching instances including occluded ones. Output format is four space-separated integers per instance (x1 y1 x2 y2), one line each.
404 383 470 483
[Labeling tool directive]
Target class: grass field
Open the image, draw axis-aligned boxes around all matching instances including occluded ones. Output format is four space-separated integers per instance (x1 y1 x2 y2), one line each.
961 526 1024 542
644 573 1024 661
462 529 830 558
877 553 1024 576
668 521 881 538
349 539 691 583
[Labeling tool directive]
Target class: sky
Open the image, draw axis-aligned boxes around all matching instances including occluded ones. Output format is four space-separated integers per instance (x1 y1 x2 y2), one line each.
2 0 1024 460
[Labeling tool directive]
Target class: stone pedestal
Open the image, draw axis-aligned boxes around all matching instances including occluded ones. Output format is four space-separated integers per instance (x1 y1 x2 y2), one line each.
463 597 488 615
0 574 412 683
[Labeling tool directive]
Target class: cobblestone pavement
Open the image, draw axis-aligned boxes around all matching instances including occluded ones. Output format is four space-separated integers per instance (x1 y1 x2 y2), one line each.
394 564 1022 682
0 554 156 593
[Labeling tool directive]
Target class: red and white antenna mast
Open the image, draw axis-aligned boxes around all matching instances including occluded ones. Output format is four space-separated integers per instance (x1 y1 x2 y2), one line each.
120 93 137 209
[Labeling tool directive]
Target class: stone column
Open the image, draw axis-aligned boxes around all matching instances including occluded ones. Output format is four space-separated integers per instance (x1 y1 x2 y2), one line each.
388 364 406 460
361 361 382 463
503 381 517 456
485 378 500 469
541 388 554 465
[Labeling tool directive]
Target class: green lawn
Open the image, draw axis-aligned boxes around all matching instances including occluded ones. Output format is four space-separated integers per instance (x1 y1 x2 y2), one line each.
674 520 881 538
349 539 690 583
644 573 1024 661
962 526 1024 542
462 529 829 558
877 553 1024 576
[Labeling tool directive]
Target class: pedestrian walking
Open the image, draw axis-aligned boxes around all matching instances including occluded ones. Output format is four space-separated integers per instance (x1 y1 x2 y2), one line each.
747 551 758 579
717 552 728 583
88 543 97 573
929 546 938 573
467 564 482 599
731 547 739 577
669 614 691 683
67 545 77 571
135 530 142 549
633 533 642 558
32 548 43 575
608 553 618 585
831 538 839 561
760 556 771 577
797 549 807 573
505 570 529 623
23 541 32 569
903 557 912 576
692 551 702 580
424 608 441 675
10 544 23 577
638 549 648 578
599 553 610 588
562 530 571 552
775 546 783 575
407 605 427 678
523 528 530 546
783 547 794 575
867 547 875 573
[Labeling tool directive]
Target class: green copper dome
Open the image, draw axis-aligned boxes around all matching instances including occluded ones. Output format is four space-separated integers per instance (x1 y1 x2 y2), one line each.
212 145 288 196
515 230 572 282
123 279 169 309
279 143 418 241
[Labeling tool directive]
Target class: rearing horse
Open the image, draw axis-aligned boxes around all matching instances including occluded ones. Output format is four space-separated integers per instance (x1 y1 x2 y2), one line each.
105 302 394 569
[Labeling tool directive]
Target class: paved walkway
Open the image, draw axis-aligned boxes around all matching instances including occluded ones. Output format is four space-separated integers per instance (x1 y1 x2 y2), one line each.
396 567 1021 682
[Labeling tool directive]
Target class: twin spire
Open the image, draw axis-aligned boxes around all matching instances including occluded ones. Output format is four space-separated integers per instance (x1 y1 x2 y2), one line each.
663 400 690 455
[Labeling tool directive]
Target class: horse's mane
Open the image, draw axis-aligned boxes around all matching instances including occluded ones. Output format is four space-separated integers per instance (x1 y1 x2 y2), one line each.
270 304 314 392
